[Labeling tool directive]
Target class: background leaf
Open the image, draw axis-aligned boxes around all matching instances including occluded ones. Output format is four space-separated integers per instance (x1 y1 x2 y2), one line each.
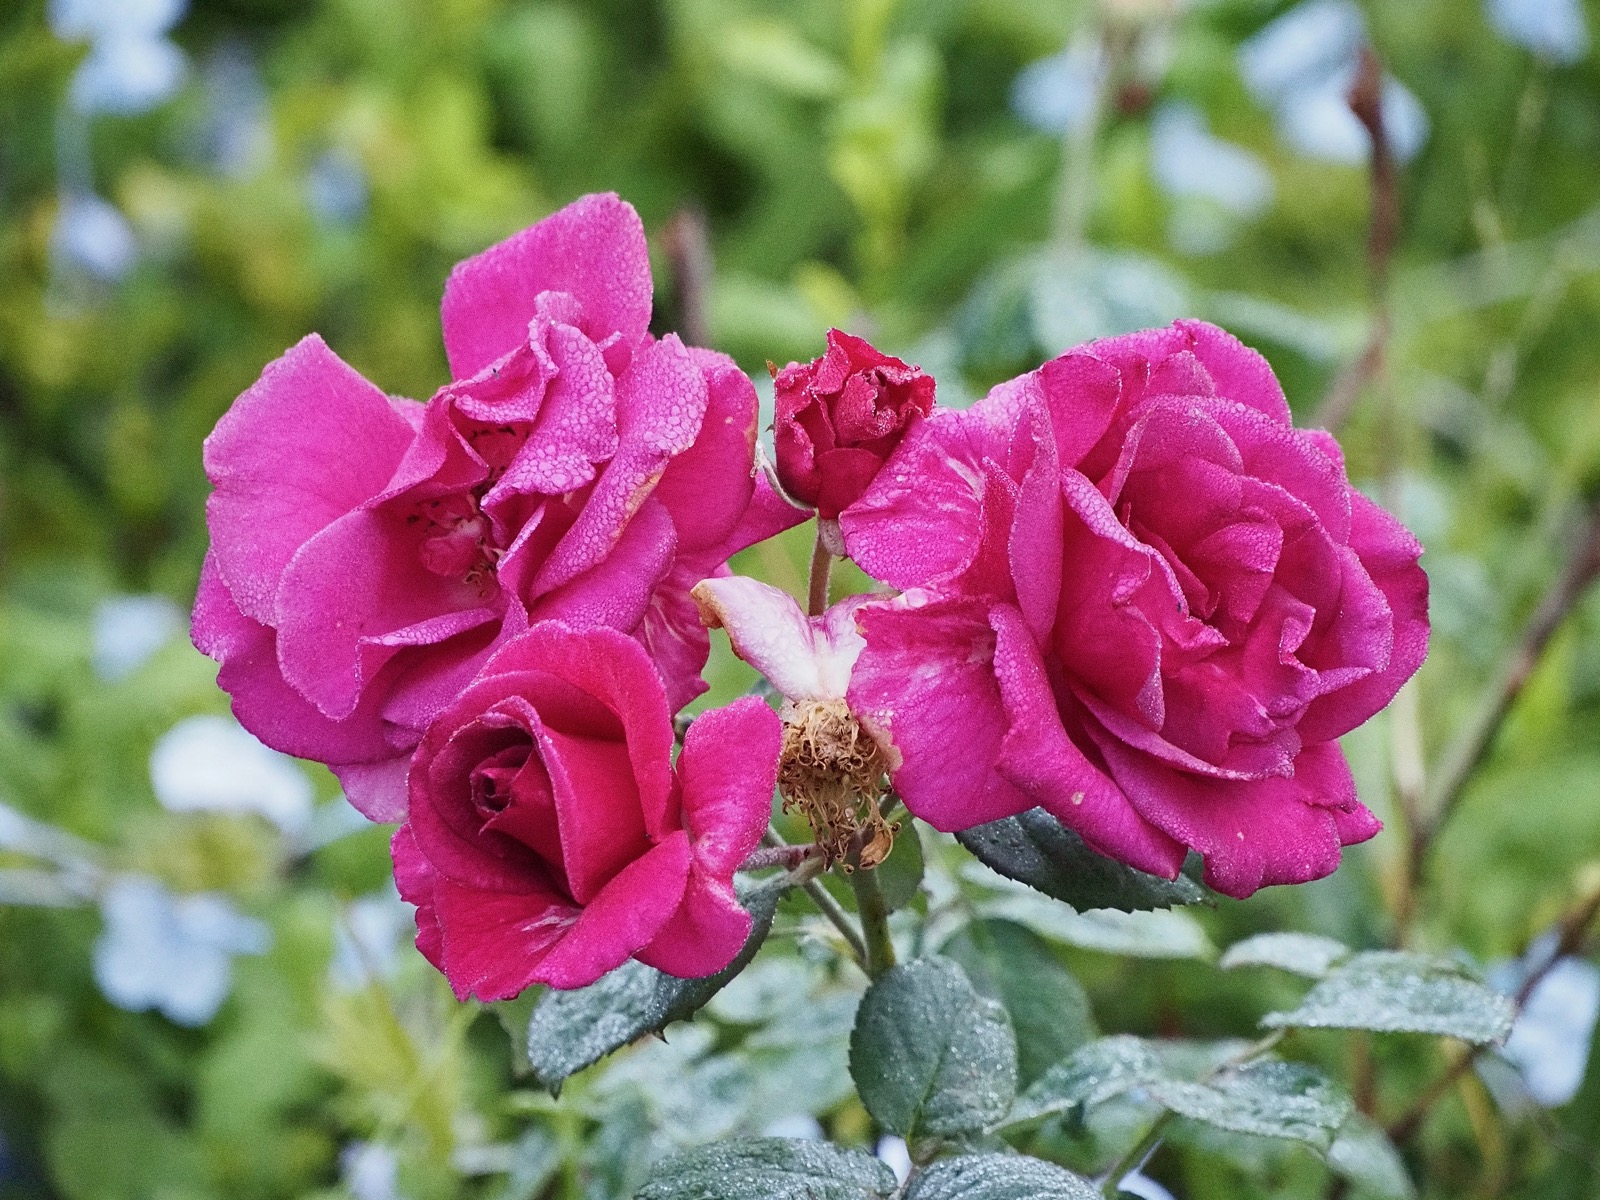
1219 933 1352 979
1261 951 1517 1044
635 1137 897 1200
904 1153 1099 1199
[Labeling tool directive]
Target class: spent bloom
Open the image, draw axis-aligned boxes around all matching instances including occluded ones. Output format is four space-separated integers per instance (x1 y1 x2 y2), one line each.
773 329 935 521
842 320 1428 897
392 622 781 998
693 576 894 866
193 194 764 820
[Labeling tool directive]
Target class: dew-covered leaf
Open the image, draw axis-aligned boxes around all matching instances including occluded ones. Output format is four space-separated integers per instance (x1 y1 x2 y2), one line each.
1220 933 1351 979
1005 1036 1246 1127
1147 1060 1352 1151
1328 1113 1416 1200
903 1153 1098 1199
957 809 1206 913
526 879 786 1091
635 1137 897 1200
849 958 1018 1139
1261 951 1516 1044
939 919 1096 1087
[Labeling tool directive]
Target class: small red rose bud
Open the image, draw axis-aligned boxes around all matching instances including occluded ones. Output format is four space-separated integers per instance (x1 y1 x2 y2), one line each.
773 329 935 520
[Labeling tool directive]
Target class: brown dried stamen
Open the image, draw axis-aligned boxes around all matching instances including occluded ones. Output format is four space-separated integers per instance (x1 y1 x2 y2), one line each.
776 699 894 870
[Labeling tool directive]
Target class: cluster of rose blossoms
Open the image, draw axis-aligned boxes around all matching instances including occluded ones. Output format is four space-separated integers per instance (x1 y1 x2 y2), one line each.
194 193 1428 1002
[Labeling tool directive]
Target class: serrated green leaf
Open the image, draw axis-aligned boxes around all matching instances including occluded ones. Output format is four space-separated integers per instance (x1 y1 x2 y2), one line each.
635 1137 896 1200
939 919 1096 1087
1261 951 1516 1045
849 958 1018 1139
876 819 925 913
1005 1036 1246 1127
1328 1113 1416 1200
1147 1060 1352 1152
903 1153 1098 1199
525 879 786 1091
972 885 1214 960
1220 933 1351 979
957 809 1206 913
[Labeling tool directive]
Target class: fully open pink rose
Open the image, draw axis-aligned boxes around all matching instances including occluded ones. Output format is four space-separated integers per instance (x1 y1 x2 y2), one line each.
193 194 766 820
774 329 935 519
392 622 781 998
841 321 1428 898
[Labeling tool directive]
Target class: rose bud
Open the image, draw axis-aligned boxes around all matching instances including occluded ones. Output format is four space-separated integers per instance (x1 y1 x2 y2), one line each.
773 329 935 521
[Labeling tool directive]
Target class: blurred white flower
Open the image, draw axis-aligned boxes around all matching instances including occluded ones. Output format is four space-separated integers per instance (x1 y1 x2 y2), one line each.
51 192 138 281
1238 0 1429 164
874 1136 912 1185
200 42 270 179
760 1114 824 1140
150 714 314 837
1149 102 1275 216
1011 36 1105 135
341 1142 402 1200
306 148 370 226
49 0 185 40
1502 955 1600 1107
93 876 269 1026
1486 0 1590 63
92 593 184 680
50 0 188 116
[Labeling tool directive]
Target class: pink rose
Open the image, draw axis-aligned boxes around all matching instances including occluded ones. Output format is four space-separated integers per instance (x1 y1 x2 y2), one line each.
193 194 766 820
391 622 781 998
774 329 935 519
841 321 1428 898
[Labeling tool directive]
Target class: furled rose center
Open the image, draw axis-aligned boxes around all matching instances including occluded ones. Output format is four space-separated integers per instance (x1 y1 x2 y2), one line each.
777 699 894 868
413 490 498 587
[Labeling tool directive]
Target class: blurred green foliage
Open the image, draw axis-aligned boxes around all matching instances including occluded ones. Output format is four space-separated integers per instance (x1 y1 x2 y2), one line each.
2 0 1600 1197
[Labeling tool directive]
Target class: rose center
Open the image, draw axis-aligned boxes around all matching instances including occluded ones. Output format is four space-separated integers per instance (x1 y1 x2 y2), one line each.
776 699 895 869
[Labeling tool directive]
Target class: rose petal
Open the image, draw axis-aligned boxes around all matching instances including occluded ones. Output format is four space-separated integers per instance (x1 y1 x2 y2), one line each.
676 695 781 877
441 192 652 379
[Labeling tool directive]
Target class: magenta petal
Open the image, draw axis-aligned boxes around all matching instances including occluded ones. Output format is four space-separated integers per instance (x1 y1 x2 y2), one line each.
841 409 992 589
1298 492 1429 743
192 554 394 764
639 559 716 713
988 606 1187 878
717 473 810 559
1093 734 1351 898
530 495 677 632
482 623 677 837
204 335 416 624
849 594 1031 831
1037 349 1123 469
635 871 752 979
533 335 709 597
432 871 582 1001
391 825 445 972
1176 319 1293 427
677 695 781 877
333 756 410 823
440 192 652 379
650 348 759 555
532 832 693 989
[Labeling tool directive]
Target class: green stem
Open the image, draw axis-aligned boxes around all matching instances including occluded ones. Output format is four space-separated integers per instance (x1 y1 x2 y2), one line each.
849 864 896 980
765 826 868 967
808 533 833 617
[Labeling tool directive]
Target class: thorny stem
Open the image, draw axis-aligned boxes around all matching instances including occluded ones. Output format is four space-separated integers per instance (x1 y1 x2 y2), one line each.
1315 46 1399 433
764 826 868 968
808 533 833 617
1096 1031 1286 1197
849 860 897 981
1386 877 1600 1145
1413 500 1600 871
